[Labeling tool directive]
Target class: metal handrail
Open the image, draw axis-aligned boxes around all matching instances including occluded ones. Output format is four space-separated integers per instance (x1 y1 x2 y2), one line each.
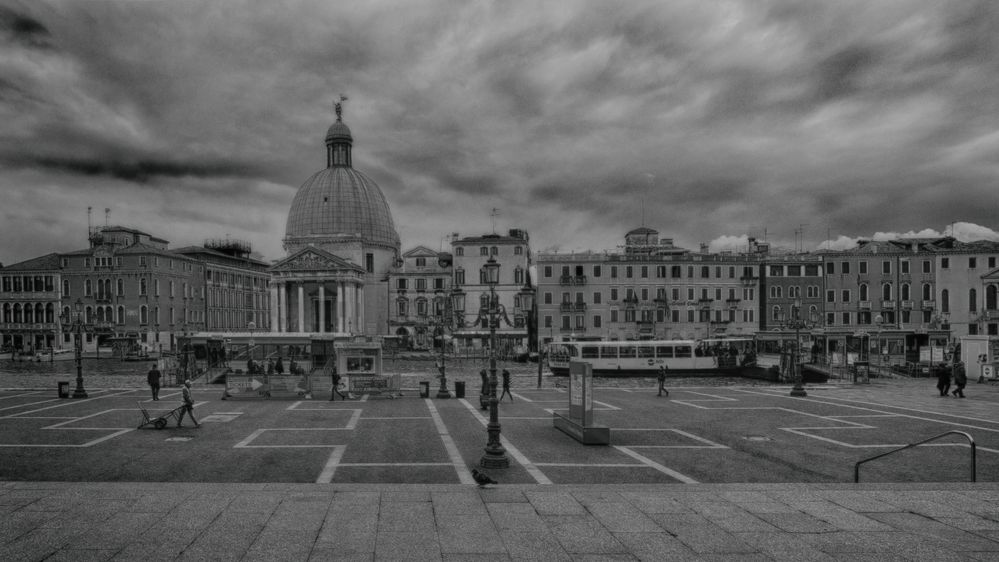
854 430 976 483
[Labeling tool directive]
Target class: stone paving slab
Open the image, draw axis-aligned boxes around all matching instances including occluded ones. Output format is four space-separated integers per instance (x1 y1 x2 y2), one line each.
2 481 999 560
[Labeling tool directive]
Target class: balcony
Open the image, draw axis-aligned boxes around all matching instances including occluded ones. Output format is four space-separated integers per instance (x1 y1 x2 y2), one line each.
859 301 871 309
558 275 587 286
559 302 587 312
901 300 914 310
922 300 935 310
881 300 895 310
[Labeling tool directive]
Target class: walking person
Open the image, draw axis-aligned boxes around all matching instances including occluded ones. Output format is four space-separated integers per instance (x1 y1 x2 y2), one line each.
479 369 489 410
499 369 513 402
952 361 967 398
147 363 161 401
935 363 951 396
177 379 200 428
657 365 669 397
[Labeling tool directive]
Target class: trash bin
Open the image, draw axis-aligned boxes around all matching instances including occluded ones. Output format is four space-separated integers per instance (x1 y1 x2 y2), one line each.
58 381 70 398
419 381 430 398
454 381 465 398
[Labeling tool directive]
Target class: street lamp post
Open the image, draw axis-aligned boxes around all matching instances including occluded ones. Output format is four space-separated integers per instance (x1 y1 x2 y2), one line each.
480 256 510 469
779 299 816 398
433 288 452 399
68 299 88 399
874 313 884 376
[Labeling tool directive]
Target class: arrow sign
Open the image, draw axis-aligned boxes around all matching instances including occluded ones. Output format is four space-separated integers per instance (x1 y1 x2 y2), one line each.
251 378 263 390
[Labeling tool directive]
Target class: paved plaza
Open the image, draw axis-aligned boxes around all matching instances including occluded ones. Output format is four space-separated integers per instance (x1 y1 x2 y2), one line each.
2 377 999 559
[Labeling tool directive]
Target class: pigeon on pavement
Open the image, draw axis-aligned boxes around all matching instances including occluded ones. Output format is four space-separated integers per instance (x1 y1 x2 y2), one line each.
472 468 497 488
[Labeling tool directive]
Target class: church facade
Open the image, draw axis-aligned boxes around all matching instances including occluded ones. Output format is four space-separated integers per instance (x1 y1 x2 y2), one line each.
267 100 400 336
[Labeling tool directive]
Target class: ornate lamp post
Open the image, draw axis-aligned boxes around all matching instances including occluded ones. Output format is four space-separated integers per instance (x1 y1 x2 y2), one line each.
66 299 88 399
433 288 454 398
873 313 884 376
480 256 510 469
778 299 817 397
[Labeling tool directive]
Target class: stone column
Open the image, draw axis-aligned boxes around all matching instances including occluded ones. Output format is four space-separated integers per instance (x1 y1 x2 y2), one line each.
358 285 364 334
270 284 279 332
346 283 354 334
337 282 345 333
319 284 326 334
297 284 305 333
278 282 287 333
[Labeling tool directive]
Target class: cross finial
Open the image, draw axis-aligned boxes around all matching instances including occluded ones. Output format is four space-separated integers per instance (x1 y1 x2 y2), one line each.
334 94 348 122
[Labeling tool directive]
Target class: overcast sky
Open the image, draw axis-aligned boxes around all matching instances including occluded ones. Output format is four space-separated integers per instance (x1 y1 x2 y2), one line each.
2 0 998 266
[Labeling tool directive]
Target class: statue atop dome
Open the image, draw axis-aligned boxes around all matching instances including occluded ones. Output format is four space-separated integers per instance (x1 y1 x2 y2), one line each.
334 94 348 122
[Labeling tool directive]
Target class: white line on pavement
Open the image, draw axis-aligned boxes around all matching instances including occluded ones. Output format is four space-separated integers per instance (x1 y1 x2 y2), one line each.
614 446 699 484
425 399 475 485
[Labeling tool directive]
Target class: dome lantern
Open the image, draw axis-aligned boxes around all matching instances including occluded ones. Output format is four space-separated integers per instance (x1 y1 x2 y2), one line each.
325 95 352 167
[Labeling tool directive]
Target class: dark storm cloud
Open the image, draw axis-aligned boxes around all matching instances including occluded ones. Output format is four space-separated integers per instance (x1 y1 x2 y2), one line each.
1 0 999 263
0 5 51 48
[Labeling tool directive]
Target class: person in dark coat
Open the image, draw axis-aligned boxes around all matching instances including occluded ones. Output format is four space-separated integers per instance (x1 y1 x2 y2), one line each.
657 365 669 397
952 361 967 398
479 369 489 410
500 369 513 402
146 363 161 401
936 363 951 396
274 356 284 374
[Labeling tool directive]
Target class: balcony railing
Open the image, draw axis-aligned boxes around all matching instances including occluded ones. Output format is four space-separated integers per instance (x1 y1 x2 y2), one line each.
859 301 871 309
881 300 895 310
901 300 914 310
922 300 935 310
558 275 588 286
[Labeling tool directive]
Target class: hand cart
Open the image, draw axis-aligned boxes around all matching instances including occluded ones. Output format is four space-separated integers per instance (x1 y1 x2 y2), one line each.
137 401 185 429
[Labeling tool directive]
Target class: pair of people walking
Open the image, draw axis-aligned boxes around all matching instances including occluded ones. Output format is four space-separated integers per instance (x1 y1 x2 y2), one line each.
936 361 967 398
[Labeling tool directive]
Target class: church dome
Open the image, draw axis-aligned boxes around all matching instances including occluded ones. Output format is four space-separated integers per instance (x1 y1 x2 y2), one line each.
285 167 400 249
284 100 401 252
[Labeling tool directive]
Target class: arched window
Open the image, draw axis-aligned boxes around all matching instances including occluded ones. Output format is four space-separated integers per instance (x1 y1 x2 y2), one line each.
85 279 92 296
970 288 977 312
809 305 818 320
988 285 998 311
490 246 498 256
882 283 892 301
772 305 782 321
454 247 463 256
96 307 105 323
63 279 70 297
118 306 125 324
140 278 147 295
415 298 427 317
942 289 949 313
859 284 869 301
13 303 22 323
901 283 910 301
23 303 32 323
85 306 94 324
922 283 932 301
35 303 44 322
117 278 124 296
397 298 408 317
140 305 148 324
2 303 10 323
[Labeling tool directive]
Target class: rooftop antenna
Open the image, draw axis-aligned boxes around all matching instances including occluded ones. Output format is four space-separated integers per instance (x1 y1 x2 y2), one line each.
105 207 110 227
490 208 500 234
87 206 93 232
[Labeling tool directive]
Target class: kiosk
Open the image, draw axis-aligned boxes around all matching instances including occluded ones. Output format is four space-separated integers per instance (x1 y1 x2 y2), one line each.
553 360 610 445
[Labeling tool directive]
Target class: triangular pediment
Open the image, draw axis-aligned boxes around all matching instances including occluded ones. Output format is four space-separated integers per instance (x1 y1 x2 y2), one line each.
402 246 439 258
982 267 999 281
269 246 364 273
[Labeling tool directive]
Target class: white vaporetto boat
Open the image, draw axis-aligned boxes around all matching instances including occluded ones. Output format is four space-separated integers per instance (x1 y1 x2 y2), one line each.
547 337 763 377
33 348 76 362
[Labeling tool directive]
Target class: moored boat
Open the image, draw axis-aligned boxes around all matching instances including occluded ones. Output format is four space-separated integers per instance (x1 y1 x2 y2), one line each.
547 337 766 378
33 348 76 362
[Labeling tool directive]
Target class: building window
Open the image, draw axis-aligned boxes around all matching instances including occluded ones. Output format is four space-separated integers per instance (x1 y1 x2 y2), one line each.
514 246 523 255
415 278 426 291
901 283 910 300
842 312 850 325
544 315 552 328
827 290 835 303
491 246 498 256
970 289 977 312
561 315 571 329
701 266 710 278
842 262 850 275
610 266 617 279
593 315 601 328
923 260 931 273
641 265 648 278
365 253 374 273
455 247 463 256
593 265 601 278
480 247 488 256
881 260 890 274
397 299 408 316
514 267 524 285
942 289 949 313
941 257 949 269
626 266 633 278
842 289 851 303
859 261 867 275
593 292 601 304
671 265 682 278
62 279 70 296
901 260 909 274
397 279 407 290
544 292 552 305
543 266 552 278
610 309 618 323
827 262 835 275
415 257 426 267
969 257 977 269
922 283 932 301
